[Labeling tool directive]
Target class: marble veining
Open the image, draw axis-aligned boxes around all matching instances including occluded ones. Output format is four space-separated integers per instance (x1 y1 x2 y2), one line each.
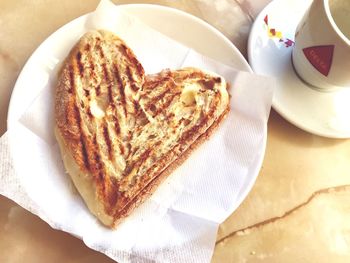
216 184 350 245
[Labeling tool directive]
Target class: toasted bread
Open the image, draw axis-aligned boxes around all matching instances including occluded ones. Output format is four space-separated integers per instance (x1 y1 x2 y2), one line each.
55 30 230 227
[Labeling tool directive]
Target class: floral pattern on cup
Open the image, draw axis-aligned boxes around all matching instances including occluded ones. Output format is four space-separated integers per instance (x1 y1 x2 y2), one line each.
264 15 295 48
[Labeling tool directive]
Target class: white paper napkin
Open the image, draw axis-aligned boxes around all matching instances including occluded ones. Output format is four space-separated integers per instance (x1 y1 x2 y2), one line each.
0 1 274 262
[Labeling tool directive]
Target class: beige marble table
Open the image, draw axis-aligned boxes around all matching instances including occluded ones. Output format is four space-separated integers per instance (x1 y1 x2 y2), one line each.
1 0 350 262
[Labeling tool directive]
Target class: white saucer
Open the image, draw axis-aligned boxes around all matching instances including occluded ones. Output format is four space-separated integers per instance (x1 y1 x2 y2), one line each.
248 0 350 138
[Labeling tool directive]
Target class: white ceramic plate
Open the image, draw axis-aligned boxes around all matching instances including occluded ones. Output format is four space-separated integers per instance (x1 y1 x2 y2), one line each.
7 4 258 216
248 0 350 138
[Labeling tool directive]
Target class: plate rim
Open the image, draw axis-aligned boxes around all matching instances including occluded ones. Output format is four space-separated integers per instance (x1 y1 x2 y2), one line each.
122 3 253 72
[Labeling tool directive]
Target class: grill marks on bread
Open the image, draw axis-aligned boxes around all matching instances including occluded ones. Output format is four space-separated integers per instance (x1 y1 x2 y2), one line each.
61 32 143 179
55 30 229 226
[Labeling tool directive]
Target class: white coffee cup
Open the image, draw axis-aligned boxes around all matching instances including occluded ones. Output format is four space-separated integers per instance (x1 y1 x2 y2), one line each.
292 0 350 92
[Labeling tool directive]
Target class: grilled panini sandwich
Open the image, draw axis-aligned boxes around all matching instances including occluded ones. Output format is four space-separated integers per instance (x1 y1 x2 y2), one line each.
55 30 230 227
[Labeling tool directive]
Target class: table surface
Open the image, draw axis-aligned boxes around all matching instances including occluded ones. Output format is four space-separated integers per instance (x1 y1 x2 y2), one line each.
1 0 350 262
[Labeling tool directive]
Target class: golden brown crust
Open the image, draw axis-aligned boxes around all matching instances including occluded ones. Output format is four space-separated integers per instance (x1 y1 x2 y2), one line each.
111 107 229 228
55 29 231 228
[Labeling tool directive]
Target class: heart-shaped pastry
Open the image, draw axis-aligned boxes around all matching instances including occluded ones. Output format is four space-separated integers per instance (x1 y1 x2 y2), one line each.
55 30 229 228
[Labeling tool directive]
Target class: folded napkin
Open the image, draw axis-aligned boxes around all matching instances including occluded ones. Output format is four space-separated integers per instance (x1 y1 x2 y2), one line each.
0 0 274 262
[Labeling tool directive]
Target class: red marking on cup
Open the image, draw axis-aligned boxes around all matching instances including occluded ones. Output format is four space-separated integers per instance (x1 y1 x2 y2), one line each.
303 45 334 76
264 15 268 25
